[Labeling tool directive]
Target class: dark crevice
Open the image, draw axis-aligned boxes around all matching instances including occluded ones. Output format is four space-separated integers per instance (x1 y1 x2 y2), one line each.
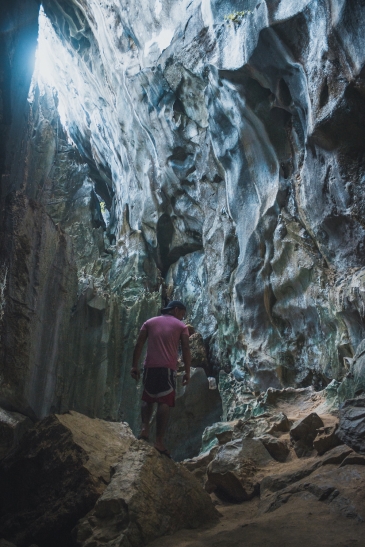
319 80 329 108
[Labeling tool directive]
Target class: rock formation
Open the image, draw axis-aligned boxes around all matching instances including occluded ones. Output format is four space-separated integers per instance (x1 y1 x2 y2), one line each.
1 0 365 433
2 0 365 543
0 411 218 547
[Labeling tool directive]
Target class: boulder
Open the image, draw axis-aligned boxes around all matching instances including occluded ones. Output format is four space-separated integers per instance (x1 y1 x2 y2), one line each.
313 424 342 455
267 412 292 434
257 434 290 462
0 411 134 547
0 408 33 460
290 413 324 457
207 438 273 502
336 398 365 455
162 368 223 461
74 441 219 547
232 416 271 441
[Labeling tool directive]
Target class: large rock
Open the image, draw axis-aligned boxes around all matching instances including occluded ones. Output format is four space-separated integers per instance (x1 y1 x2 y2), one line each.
290 413 324 457
0 411 134 547
163 367 223 461
257 434 290 463
207 438 273 502
0 408 33 460
74 441 219 547
313 424 342 456
337 398 365 455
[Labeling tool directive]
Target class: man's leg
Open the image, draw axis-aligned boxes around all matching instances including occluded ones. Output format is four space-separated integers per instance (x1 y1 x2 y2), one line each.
140 401 154 439
155 403 170 451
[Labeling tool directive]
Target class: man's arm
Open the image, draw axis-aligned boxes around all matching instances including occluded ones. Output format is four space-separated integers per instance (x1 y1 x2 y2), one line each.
131 330 148 381
180 333 191 386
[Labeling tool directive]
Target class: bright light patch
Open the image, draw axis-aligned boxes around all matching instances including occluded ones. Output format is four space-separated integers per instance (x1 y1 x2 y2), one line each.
31 7 74 129
144 28 174 58
155 0 162 17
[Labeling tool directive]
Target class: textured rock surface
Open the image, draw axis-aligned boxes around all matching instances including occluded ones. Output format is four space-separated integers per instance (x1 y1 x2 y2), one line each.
257 434 290 463
74 441 219 547
3 0 365 456
313 424 342 455
260 464 365 521
207 438 273 502
32 0 365 398
0 411 134 547
0 408 33 460
290 412 324 456
337 398 365 455
163 367 222 461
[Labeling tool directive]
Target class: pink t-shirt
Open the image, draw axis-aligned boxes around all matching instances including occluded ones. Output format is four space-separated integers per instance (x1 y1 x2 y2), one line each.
141 315 189 370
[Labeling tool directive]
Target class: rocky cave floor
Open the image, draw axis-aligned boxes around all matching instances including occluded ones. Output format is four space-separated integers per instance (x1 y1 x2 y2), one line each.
1 383 365 547
153 388 365 547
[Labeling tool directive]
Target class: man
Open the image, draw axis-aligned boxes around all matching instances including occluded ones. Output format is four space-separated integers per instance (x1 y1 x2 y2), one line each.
131 300 191 458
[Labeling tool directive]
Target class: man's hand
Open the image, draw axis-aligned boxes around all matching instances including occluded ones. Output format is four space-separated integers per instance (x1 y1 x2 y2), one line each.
182 372 190 386
130 367 141 381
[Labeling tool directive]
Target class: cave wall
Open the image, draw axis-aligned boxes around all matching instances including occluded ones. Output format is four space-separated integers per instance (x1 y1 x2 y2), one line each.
2 0 365 426
0 0 161 429
39 0 365 395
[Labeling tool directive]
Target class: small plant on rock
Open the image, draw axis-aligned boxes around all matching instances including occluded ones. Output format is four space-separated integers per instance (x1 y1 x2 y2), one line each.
224 10 252 24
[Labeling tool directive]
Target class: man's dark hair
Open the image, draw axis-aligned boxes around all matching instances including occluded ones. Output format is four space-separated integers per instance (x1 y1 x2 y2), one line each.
161 300 186 314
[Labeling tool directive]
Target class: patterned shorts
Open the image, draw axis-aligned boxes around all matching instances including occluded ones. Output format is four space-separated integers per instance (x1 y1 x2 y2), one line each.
142 367 176 407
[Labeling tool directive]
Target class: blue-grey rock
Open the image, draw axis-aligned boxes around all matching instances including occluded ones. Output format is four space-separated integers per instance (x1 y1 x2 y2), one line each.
337 398 365 455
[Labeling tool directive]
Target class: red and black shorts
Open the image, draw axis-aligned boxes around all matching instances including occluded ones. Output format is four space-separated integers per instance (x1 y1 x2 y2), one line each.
142 367 176 407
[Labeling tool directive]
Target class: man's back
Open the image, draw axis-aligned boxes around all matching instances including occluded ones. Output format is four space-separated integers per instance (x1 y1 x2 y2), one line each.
141 315 188 370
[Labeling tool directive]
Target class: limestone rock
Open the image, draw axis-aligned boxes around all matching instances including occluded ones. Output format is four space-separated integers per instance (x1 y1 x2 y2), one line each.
257 434 290 463
322 445 354 466
0 411 134 547
74 441 219 547
290 413 324 457
182 446 219 490
201 422 237 454
189 333 209 369
0 408 33 460
267 413 292 434
259 460 322 497
337 398 365 455
163 368 222 461
260 465 365 521
0 193 77 419
207 438 273 502
313 424 342 456
232 416 271 441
